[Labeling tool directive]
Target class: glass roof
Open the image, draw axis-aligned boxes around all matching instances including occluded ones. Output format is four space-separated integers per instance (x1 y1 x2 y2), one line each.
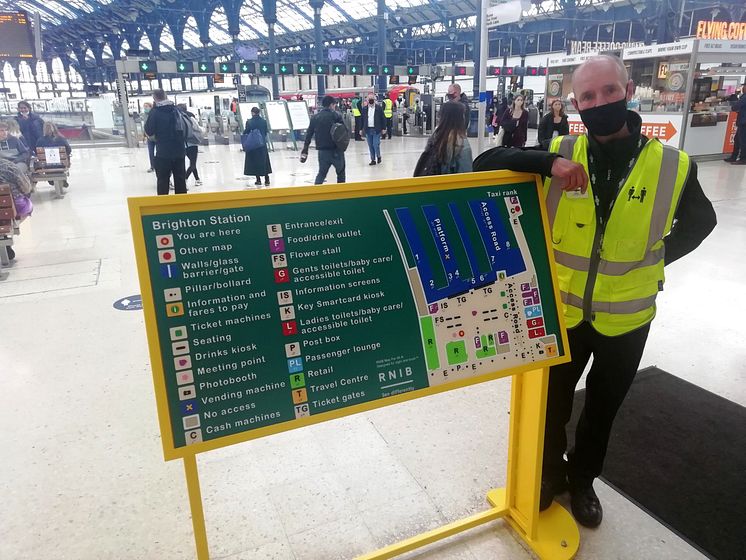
0 0 619 60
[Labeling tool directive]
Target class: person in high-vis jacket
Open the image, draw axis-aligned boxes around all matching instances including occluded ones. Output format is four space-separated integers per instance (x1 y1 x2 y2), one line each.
473 55 716 529
383 97 394 139
351 95 363 141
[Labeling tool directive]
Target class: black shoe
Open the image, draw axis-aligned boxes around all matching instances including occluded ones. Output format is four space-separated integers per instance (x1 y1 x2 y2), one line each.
570 484 603 528
369 160 376 165
377 157 382 163
732 159 746 165
255 180 262 186
7 246 15 261
540 477 568 511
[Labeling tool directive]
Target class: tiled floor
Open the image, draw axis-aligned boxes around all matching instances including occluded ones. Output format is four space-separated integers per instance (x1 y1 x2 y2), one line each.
1 132 743 560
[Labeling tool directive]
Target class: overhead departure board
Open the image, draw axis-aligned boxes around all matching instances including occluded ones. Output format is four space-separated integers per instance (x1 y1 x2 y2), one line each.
0 11 35 59
129 173 569 460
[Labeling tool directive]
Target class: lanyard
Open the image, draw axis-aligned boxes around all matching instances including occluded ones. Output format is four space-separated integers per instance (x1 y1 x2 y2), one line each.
587 136 645 227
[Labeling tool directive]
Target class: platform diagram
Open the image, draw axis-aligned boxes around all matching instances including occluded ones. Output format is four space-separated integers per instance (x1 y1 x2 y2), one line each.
386 194 560 386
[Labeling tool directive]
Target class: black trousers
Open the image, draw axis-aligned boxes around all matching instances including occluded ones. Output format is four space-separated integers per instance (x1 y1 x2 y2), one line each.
543 321 650 487
354 116 363 139
735 124 746 161
154 156 187 195
315 149 345 185
185 146 200 181
384 117 393 138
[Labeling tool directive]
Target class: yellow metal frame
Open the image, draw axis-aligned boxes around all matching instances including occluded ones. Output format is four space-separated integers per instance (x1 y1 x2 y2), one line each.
128 171 578 559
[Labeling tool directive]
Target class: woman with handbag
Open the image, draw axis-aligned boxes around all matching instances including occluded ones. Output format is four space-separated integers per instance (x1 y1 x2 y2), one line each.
243 107 272 186
498 94 529 148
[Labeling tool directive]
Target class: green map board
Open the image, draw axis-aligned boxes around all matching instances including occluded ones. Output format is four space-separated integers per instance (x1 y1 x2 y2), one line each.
129 173 568 459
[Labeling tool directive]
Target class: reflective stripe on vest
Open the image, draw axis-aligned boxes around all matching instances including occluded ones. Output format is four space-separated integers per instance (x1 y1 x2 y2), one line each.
544 134 689 336
383 99 393 118
352 99 361 117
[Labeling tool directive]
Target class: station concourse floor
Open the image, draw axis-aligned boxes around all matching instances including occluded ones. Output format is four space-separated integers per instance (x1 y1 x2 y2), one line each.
1 132 744 560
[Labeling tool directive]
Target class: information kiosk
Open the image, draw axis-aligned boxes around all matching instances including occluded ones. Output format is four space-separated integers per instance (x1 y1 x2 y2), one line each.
129 171 579 559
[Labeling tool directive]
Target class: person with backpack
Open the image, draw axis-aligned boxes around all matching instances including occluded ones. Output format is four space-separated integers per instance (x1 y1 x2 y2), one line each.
413 101 473 176
178 104 203 187
243 107 272 187
300 95 347 185
143 89 187 195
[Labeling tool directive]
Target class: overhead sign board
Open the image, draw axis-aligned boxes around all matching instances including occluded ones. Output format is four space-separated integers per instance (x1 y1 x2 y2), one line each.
197 61 215 73
176 61 194 73
129 172 568 459
621 40 694 60
696 21 746 41
239 62 256 73
486 0 523 29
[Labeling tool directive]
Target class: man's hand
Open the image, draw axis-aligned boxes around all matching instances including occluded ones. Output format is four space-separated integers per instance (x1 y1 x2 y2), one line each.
551 157 588 193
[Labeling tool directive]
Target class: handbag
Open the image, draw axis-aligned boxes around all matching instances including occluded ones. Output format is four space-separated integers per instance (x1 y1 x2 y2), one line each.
241 128 264 152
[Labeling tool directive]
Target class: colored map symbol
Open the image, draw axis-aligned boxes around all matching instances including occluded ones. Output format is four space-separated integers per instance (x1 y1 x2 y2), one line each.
178 64 185 71
200 64 207 71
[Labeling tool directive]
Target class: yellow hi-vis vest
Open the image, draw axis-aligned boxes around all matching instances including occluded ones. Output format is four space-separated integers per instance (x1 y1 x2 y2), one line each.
351 99 361 117
545 134 689 336
383 98 393 118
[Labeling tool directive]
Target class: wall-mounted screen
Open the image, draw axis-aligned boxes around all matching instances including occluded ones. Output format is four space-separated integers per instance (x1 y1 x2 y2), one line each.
0 11 35 59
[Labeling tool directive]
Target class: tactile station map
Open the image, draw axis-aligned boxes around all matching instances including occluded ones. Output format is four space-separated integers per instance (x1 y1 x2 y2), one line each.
138 179 563 449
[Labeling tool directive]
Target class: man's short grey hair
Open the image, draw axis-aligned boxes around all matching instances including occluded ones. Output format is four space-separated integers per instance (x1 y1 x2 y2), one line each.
573 54 628 85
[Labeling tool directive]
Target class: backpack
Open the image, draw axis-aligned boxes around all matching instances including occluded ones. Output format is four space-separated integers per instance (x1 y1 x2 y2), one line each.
173 110 191 140
330 121 350 152
241 128 265 152
186 117 204 145
413 141 443 176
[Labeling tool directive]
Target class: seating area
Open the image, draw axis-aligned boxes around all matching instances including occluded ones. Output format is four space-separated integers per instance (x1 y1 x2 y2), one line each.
30 146 71 198
0 183 18 280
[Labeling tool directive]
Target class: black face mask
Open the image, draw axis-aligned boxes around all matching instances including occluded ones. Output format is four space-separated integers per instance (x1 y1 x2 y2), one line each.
368 100 375 105
578 98 628 137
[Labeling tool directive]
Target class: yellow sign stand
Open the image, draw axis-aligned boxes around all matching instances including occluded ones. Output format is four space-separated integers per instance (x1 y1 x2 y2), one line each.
128 171 580 559
178 366 579 560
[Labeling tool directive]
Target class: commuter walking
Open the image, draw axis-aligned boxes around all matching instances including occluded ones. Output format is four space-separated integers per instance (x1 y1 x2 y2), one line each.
360 94 386 165
726 83 746 164
537 98 569 147
15 101 44 151
243 107 272 186
474 54 716 529
497 94 528 147
413 101 472 176
143 89 187 195
300 95 346 185
178 104 203 186
383 96 394 139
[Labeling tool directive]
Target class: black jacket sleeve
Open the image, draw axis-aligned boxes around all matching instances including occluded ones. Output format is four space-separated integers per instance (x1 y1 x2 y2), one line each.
537 114 551 145
302 114 317 152
144 111 155 137
663 161 717 265
473 146 560 178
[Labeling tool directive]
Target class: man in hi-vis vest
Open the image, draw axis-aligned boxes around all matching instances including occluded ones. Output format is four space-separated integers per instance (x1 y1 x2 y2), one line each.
383 97 394 139
474 55 716 528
